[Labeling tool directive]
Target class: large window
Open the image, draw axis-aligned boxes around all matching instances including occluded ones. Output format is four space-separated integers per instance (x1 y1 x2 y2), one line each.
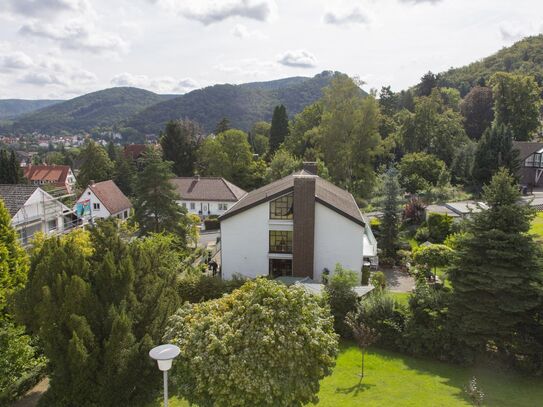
270 193 293 220
526 153 543 168
269 230 292 253
269 259 292 278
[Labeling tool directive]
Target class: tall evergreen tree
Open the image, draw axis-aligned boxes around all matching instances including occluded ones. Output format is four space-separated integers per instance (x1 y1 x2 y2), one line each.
449 169 543 352
160 120 200 177
78 140 114 187
113 154 136 197
269 105 289 154
106 141 117 162
134 147 189 242
379 168 402 258
472 124 519 188
0 199 28 319
16 222 181 406
0 149 21 184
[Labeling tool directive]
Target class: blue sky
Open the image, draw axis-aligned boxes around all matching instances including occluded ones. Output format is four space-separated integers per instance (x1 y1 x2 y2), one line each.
0 0 541 99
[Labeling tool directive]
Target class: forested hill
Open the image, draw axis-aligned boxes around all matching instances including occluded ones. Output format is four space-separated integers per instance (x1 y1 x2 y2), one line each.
437 35 543 95
8 87 174 134
0 99 62 119
125 71 343 134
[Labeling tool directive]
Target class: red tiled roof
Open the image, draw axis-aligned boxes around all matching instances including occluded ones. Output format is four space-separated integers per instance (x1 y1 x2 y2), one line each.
24 165 70 184
88 180 132 215
170 177 246 202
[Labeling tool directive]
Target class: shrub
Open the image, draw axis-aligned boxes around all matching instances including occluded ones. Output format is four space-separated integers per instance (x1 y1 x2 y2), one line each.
164 279 338 407
414 225 430 242
203 218 219 230
370 271 387 290
177 272 246 303
361 266 371 285
427 212 453 243
325 264 359 338
356 293 406 350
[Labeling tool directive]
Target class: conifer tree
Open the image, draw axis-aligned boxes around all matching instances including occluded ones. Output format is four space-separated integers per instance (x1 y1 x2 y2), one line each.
0 149 21 184
0 199 28 319
16 222 181 406
449 169 543 352
113 154 136 197
134 147 190 243
379 168 402 258
160 119 200 176
472 124 519 188
269 105 289 154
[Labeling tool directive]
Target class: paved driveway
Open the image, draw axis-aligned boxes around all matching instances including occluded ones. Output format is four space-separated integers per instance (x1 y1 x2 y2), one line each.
381 267 415 292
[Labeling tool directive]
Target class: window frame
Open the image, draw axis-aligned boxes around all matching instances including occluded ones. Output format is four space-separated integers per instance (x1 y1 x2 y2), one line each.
269 230 293 254
269 193 293 220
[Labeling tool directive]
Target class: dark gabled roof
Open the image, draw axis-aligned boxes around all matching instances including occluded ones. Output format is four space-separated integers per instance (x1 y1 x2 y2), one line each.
170 177 246 202
87 180 132 214
219 170 365 226
0 184 38 217
513 141 543 160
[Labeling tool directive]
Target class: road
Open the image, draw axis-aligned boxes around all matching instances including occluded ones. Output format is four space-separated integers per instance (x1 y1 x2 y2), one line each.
199 230 220 247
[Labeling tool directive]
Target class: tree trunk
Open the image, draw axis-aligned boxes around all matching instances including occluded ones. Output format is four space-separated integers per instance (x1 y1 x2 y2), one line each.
360 348 365 378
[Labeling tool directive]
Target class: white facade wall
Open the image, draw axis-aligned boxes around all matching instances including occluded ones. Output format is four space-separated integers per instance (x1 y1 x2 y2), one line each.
177 200 232 217
313 203 364 282
76 187 112 220
221 200 365 283
12 188 69 241
221 202 270 279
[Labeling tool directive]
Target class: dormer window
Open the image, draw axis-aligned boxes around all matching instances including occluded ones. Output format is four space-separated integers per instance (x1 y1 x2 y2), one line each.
269 193 293 220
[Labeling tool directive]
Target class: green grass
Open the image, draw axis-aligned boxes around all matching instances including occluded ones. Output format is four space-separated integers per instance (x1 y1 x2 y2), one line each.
389 291 410 306
150 344 543 406
530 212 543 241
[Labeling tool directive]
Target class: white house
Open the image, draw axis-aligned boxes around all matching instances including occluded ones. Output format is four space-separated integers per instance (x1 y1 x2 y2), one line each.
219 163 378 283
171 176 246 217
74 180 132 222
0 184 75 244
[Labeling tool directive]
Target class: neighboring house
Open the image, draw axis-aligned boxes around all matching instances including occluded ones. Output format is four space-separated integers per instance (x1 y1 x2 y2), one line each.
0 184 75 244
74 180 132 222
426 200 488 221
171 176 246 217
123 144 148 161
23 164 76 194
513 141 543 188
219 163 378 282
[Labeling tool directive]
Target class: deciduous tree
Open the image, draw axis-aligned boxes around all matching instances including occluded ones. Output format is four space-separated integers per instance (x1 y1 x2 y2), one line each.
77 140 114 188
460 86 494 140
164 278 338 407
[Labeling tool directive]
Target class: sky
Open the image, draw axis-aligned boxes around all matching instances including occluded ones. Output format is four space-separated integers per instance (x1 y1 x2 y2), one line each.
0 0 542 100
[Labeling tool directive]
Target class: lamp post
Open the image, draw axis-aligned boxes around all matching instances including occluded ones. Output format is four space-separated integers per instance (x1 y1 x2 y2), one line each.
149 344 180 407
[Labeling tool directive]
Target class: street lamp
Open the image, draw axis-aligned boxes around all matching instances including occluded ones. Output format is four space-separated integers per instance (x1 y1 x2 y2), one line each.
149 344 180 407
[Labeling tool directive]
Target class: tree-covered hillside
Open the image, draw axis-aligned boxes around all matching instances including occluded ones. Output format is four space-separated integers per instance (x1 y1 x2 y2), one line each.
125 71 343 134
437 35 543 95
0 99 62 119
9 87 173 134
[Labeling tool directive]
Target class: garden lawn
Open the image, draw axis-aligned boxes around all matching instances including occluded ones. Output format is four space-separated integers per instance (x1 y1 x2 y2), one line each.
530 211 543 242
151 343 543 406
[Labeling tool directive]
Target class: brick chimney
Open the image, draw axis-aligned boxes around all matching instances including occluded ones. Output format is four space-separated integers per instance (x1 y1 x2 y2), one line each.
302 162 317 175
292 174 316 279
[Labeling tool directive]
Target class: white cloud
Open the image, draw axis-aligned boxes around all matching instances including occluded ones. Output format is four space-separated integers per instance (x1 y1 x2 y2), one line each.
399 0 443 4
110 72 199 93
0 0 89 18
19 20 127 54
0 51 33 71
182 0 274 25
499 23 527 42
19 71 64 86
231 23 266 39
277 50 317 68
323 7 370 26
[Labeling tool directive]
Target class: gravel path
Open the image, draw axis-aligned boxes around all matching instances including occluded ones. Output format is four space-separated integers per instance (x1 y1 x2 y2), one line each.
10 378 49 407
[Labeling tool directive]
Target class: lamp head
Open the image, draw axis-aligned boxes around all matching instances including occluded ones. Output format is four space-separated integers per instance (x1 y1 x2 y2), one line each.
149 344 180 371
